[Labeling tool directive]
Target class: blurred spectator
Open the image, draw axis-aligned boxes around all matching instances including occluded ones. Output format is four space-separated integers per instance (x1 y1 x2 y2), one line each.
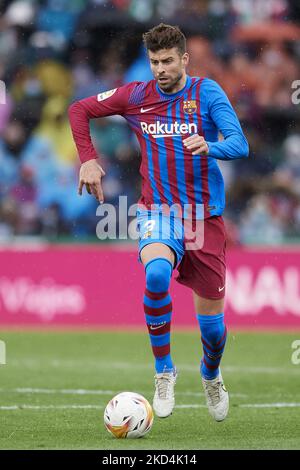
36 96 78 165
0 120 26 196
124 45 153 83
37 0 83 43
240 194 286 245
10 166 40 235
187 36 223 82
0 0 299 244
230 0 290 24
274 131 300 196
252 43 299 109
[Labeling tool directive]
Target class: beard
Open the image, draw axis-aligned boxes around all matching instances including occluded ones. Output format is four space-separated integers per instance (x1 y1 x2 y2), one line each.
158 71 183 93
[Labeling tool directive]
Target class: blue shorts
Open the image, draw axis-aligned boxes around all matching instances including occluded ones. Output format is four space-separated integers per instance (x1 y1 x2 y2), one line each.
136 209 227 300
137 209 185 266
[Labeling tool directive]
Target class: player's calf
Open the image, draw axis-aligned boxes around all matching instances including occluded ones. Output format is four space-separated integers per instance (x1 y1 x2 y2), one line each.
144 257 174 374
143 256 177 417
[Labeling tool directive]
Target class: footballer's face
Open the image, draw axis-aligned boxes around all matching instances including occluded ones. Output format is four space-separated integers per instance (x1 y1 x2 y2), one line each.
148 47 189 94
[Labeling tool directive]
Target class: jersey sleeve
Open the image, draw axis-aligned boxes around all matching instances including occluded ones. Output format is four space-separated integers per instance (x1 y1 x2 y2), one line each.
204 79 249 161
68 83 135 163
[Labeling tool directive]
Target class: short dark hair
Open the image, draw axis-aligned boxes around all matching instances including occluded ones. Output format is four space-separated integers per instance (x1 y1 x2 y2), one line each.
143 23 186 55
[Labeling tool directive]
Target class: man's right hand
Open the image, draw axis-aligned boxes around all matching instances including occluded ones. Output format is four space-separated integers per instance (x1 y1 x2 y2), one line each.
78 159 106 203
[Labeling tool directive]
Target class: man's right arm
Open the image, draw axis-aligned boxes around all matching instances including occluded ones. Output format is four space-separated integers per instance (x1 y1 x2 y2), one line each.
68 87 131 163
68 85 134 201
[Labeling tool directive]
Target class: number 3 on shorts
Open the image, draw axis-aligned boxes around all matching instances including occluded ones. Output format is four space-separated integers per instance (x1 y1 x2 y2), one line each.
144 220 156 232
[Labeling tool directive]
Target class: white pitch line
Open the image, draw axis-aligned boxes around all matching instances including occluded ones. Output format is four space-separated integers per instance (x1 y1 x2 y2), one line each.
222 366 299 375
7 360 299 375
14 388 116 395
0 388 248 398
1 403 300 411
0 405 103 410
240 403 300 408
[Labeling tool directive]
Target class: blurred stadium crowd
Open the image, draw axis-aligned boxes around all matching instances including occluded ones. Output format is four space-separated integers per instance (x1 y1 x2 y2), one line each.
0 0 300 244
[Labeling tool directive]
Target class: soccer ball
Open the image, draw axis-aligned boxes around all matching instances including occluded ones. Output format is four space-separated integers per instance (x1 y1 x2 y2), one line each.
104 392 154 439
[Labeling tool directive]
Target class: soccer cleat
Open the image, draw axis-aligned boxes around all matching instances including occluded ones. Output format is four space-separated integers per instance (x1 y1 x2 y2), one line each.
153 368 177 418
202 370 229 422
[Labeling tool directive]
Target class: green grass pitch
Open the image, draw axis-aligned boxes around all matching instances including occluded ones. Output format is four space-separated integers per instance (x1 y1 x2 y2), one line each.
0 330 299 450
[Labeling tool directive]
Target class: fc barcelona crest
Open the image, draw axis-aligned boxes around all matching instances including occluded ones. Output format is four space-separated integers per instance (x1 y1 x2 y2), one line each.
183 100 197 114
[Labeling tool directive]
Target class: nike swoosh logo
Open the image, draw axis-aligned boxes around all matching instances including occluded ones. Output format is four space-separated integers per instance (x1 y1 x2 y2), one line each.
218 286 225 292
141 107 155 113
149 322 166 330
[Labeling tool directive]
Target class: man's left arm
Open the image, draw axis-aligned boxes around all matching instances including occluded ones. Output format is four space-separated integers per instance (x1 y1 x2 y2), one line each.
183 79 249 160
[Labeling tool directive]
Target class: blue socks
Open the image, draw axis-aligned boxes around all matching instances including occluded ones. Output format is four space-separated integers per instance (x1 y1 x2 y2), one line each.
143 257 174 373
143 258 227 378
197 313 227 380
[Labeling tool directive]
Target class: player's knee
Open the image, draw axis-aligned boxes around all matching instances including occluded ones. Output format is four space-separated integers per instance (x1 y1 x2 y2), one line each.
145 257 172 293
198 313 226 345
200 322 226 347
206 324 225 344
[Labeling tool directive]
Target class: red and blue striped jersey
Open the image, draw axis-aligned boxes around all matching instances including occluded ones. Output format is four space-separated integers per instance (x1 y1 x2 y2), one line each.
69 75 249 219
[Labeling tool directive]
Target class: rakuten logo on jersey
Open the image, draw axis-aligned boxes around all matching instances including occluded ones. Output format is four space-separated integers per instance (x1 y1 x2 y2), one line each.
140 121 197 138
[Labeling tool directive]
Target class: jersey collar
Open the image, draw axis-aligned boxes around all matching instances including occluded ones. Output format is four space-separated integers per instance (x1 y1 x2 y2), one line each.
155 75 192 98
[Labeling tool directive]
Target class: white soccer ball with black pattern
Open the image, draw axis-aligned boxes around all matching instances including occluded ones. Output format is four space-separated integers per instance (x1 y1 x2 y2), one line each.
104 392 154 438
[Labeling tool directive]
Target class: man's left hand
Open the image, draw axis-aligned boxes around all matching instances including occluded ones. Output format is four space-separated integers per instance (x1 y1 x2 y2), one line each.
183 135 209 155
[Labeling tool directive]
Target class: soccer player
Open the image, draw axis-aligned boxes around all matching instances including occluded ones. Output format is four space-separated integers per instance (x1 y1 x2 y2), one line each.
68 24 249 422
